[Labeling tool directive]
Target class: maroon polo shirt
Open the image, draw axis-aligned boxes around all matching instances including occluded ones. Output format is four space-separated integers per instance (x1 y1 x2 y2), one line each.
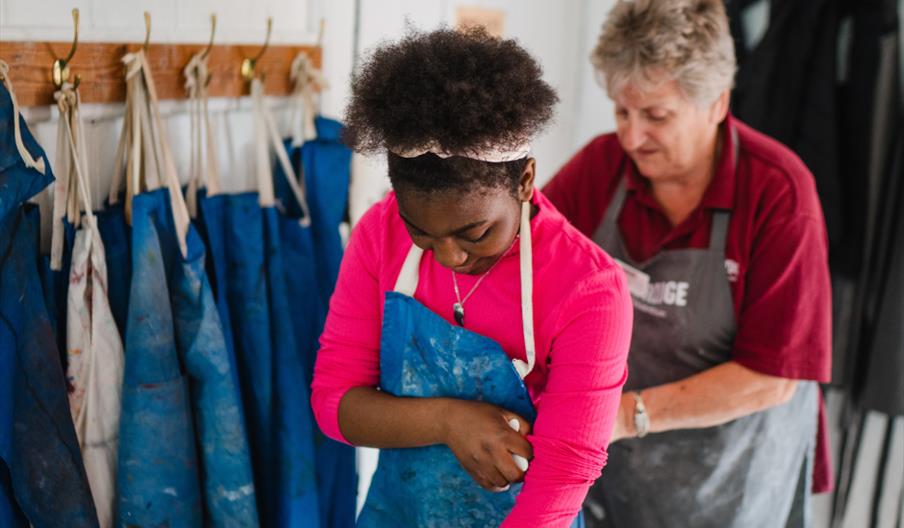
544 114 833 493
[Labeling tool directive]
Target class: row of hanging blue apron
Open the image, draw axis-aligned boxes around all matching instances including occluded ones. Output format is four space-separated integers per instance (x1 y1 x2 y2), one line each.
0 61 99 527
109 50 258 527
190 68 320 526
282 53 356 528
358 199 584 528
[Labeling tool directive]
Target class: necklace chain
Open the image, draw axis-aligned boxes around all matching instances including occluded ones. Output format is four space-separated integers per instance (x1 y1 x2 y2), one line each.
452 261 498 307
451 235 519 325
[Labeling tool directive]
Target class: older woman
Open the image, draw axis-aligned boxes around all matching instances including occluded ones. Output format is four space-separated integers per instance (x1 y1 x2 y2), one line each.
544 0 832 526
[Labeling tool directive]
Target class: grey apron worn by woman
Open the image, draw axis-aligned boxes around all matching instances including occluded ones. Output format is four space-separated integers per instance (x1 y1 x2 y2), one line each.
584 140 818 528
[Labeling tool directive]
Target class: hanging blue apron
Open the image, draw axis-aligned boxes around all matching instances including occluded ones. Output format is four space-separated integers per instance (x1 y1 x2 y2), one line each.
116 48 260 526
0 73 98 527
116 189 203 527
282 129 357 528
267 206 322 528
191 78 320 526
277 138 326 383
358 201 584 527
96 201 131 338
0 206 100 528
167 215 259 525
196 191 274 515
291 116 351 306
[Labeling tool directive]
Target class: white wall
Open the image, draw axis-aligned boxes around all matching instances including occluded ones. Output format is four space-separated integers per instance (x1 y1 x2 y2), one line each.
346 0 607 224
572 0 617 153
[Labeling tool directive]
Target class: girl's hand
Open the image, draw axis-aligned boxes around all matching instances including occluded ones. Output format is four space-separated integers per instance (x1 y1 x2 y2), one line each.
439 399 533 492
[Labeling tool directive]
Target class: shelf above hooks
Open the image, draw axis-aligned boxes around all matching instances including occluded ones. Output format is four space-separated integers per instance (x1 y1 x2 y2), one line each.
0 40 322 107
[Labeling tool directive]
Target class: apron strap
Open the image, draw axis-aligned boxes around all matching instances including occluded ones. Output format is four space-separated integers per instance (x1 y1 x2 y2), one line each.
139 50 191 258
393 243 424 296
392 200 536 379
113 51 190 257
50 89 75 270
288 53 325 147
512 199 536 379
604 178 628 228
591 172 628 251
709 123 739 253
183 51 222 218
251 77 313 224
58 88 98 228
709 211 730 253
51 86 98 269
251 78 276 207
0 61 47 175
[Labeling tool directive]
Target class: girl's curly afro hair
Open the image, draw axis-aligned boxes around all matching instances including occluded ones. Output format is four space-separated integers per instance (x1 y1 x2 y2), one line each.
342 26 558 196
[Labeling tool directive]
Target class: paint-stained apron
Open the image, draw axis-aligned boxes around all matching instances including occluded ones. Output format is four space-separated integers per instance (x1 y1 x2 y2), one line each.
359 201 584 528
584 174 817 528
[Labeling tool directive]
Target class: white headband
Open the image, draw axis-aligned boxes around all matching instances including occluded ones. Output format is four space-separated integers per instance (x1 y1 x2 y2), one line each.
390 141 531 163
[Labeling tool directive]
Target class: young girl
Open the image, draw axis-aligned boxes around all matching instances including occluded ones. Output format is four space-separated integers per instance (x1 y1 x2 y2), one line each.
311 28 632 527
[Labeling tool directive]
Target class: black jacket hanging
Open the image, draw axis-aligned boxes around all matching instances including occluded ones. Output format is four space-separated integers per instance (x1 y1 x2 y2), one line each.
726 0 843 249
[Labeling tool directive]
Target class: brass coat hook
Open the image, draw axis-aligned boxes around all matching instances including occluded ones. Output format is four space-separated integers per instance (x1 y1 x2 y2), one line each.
52 8 80 88
201 14 217 60
143 11 152 51
241 17 273 82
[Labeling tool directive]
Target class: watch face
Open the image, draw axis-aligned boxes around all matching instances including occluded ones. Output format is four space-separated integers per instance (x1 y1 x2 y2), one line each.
635 411 650 438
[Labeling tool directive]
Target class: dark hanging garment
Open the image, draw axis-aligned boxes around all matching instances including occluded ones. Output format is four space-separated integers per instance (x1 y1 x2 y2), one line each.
850 1 903 415
0 206 100 528
834 0 901 389
727 0 842 248
0 76 98 527
860 128 904 415
0 84 53 220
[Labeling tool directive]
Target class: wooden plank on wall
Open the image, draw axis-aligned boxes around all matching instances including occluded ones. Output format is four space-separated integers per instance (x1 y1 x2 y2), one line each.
0 41 322 107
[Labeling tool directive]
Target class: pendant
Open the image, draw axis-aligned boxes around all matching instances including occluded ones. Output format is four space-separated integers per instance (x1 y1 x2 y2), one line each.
453 302 465 326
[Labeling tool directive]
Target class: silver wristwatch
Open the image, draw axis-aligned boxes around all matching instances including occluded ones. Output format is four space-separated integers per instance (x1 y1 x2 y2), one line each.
632 391 649 438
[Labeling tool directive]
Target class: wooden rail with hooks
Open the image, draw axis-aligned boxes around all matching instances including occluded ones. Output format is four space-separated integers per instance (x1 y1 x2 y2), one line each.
0 41 322 107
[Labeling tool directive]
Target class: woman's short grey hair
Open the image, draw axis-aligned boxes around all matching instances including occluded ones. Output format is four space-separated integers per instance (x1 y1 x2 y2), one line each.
591 0 737 106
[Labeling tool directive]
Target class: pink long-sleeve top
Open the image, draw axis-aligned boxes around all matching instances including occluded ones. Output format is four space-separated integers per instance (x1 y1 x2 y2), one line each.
311 189 633 527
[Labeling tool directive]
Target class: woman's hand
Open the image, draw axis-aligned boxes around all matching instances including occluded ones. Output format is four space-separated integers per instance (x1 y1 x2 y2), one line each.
439 399 533 492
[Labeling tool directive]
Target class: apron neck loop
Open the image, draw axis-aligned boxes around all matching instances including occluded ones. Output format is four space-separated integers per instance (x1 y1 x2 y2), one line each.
251 77 313 224
50 85 98 270
393 243 423 296
393 199 537 380
0 61 47 176
512 199 536 379
183 51 221 217
288 53 325 147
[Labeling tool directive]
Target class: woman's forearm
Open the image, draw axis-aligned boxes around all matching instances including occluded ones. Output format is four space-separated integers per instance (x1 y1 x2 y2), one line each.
338 386 453 448
614 361 798 440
